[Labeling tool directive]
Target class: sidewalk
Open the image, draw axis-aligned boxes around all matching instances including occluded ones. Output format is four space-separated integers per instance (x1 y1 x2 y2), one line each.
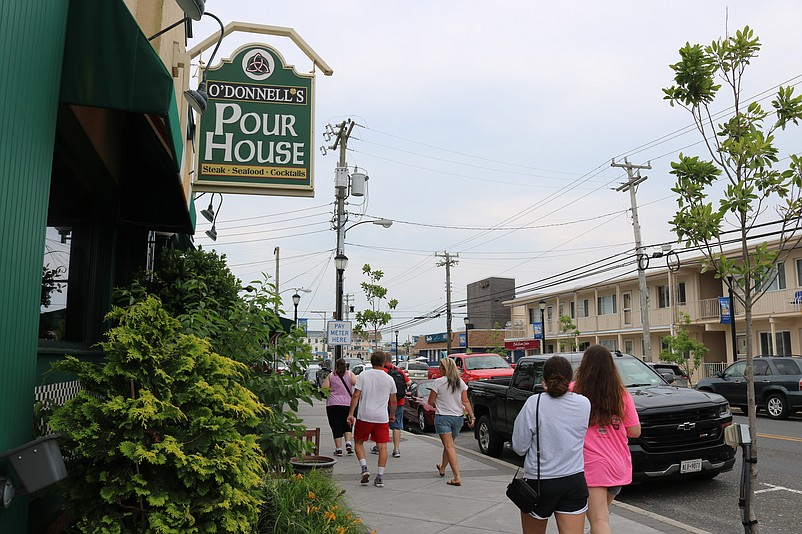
296 400 710 534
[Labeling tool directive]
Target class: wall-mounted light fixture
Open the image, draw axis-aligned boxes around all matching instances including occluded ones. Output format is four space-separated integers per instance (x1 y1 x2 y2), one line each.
197 192 223 241
183 12 225 115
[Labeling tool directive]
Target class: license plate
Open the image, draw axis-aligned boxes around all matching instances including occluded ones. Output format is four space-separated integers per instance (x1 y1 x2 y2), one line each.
680 459 702 474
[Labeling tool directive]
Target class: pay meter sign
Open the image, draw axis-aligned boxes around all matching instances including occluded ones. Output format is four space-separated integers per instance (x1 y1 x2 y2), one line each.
194 43 315 197
327 321 352 346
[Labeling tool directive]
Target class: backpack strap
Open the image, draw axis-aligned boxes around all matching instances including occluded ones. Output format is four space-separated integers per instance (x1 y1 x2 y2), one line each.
337 373 353 396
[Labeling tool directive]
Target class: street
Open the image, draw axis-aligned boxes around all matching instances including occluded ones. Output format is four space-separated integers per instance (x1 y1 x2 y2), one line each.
443 410 802 534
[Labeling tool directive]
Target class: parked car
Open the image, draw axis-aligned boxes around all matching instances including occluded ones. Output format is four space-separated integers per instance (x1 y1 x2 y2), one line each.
469 351 736 481
303 363 322 383
428 353 515 384
647 362 690 387
397 360 430 380
695 356 802 419
350 363 366 375
402 379 436 432
343 357 364 371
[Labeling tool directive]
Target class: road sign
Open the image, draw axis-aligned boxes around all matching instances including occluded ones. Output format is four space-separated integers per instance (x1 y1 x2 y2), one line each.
326 320 352 346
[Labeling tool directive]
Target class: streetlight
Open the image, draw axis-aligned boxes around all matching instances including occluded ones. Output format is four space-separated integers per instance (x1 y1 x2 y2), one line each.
395 330 399 363
539 300 547 355
292 292 301 325
463 316 470 353
333 218 393 361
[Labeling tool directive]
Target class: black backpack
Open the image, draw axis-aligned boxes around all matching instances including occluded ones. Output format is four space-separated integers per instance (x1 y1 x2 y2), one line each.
387 366 406 400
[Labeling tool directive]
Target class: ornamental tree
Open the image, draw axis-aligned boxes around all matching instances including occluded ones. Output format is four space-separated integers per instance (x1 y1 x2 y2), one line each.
664 26 802 531
658 312 708 387
353 264 398 350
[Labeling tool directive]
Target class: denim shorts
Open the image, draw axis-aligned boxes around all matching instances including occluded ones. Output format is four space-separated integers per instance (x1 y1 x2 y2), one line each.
434 414 463 438
389 404 404 430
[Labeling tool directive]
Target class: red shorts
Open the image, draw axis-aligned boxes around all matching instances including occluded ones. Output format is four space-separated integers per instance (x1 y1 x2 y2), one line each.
353 420 390 444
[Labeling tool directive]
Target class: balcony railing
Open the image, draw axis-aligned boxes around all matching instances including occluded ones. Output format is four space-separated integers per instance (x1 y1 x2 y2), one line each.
509 287 802 341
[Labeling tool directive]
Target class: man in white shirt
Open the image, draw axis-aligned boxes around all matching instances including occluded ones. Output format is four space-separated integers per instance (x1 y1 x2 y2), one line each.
347 351 397 487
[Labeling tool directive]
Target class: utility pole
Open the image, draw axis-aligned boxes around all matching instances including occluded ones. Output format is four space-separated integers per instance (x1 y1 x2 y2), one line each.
612 158 652 360
327 120 355 362
436 252 459 354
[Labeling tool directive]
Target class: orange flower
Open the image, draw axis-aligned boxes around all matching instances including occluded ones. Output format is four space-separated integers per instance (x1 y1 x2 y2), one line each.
308 491 316 499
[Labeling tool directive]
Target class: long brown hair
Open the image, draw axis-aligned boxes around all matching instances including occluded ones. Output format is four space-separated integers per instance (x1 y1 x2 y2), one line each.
335 357 347 377
573 345 624 426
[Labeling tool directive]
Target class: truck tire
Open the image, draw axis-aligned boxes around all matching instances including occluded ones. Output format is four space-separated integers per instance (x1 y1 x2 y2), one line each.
477 415 503 457
766 393 789 420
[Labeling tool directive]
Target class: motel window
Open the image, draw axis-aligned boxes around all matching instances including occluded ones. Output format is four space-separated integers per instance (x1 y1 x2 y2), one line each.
597 294 617 315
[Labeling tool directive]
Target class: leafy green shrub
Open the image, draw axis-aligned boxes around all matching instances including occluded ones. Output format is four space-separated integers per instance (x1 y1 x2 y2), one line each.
49 296 267 533
259 470 370 534
117 248 326 471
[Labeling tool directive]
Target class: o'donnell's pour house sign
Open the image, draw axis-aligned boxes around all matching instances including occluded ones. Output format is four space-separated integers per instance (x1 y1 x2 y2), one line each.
193 43 315 197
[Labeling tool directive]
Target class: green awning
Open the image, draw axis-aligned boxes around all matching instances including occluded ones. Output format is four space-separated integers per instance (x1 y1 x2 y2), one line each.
59 0 183 168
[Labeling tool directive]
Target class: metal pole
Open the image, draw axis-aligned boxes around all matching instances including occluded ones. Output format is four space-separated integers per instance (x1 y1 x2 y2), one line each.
274 247 279 313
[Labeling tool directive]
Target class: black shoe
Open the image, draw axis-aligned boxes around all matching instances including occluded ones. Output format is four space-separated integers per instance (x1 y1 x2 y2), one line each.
370 445 379 454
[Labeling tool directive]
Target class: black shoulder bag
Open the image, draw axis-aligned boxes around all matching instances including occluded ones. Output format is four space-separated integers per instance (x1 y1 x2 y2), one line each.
506 393 541 513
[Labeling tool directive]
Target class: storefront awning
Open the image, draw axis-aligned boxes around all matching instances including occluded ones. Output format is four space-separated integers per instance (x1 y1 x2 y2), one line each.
59 0 190 233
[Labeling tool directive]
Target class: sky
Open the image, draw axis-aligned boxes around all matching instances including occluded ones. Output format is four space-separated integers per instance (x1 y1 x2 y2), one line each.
185 1 802 344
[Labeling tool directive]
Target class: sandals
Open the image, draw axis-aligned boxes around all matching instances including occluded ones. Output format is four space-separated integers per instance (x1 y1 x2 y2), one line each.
436 464 445 477
447 480 461 486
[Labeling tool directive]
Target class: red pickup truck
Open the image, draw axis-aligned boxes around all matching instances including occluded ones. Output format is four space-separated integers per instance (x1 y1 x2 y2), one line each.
428 353 515 384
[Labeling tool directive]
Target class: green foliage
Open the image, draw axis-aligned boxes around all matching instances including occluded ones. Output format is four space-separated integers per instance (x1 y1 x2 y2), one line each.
116 248 325 472
558 315 581 352
488 322 508 358
259 470 369 534
663 26 801 523
658 312 708 387
663 26 802 299
353 264 398 349
49 296 267 533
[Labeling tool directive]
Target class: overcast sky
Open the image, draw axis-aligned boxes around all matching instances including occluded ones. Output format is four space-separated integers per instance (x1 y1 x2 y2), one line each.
186 1 802 343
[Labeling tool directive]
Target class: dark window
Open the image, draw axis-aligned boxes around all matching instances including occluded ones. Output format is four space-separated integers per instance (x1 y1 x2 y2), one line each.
773 359 801 375
723 361 746 378
754 360 769 376
512 362 535 390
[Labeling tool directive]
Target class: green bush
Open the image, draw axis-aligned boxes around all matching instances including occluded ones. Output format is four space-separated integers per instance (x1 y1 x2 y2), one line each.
118 248 326 470
49 296 267 533
259 470 370 534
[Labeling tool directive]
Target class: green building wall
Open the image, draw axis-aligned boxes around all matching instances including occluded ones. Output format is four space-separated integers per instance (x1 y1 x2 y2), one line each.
0 0 69 530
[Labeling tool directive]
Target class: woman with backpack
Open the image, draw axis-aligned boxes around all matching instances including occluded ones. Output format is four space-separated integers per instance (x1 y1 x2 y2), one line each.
428 357 475 486
322 358 358 456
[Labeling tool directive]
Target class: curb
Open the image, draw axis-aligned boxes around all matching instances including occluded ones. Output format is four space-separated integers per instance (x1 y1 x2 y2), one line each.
405 429 711 534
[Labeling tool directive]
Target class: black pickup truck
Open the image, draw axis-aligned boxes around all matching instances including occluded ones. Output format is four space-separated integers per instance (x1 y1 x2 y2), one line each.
469 352 736 481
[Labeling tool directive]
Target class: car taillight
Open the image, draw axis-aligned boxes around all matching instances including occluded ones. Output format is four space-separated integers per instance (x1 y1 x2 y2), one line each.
799 378 802 391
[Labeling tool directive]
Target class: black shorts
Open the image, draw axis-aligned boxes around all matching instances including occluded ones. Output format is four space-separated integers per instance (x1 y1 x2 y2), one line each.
326 405 351 439
524 472 588 520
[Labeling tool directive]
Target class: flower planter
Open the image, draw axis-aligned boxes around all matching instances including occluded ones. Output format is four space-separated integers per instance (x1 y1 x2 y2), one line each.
290 455 337 475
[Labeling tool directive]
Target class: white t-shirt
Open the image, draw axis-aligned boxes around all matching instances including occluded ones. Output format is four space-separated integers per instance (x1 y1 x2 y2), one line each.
431 376 468 416
355 368 397 423
511 392 590 480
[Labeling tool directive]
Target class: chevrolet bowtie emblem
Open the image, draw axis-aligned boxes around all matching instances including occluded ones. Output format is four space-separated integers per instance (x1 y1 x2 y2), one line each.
677 422 696 431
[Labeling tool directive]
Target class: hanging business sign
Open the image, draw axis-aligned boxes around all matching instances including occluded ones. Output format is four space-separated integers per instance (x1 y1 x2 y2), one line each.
193 43 315 197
